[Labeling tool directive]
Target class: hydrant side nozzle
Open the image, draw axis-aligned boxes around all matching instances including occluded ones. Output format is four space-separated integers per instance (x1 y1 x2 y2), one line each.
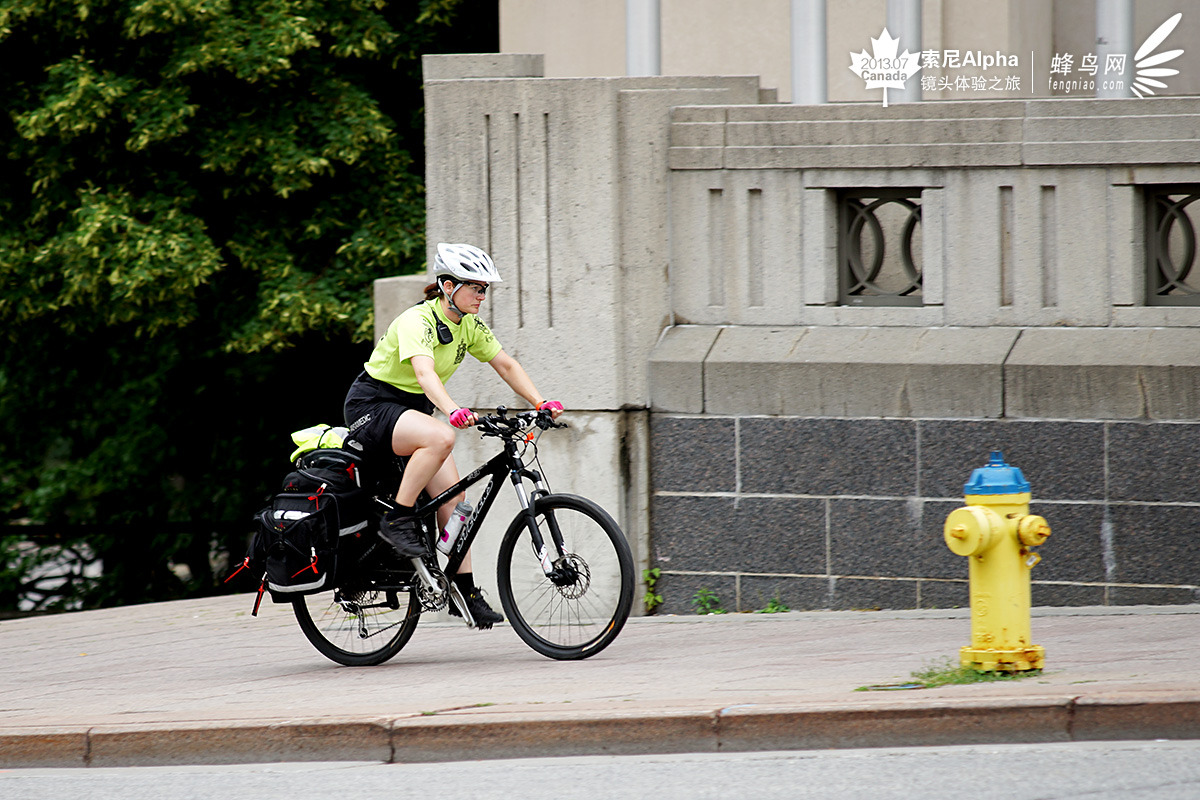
943 505 1001 557
1017 514 1051 546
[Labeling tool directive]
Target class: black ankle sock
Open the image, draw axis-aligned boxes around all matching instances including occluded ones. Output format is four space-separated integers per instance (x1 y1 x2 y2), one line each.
453 572 475 592
385 504 415 521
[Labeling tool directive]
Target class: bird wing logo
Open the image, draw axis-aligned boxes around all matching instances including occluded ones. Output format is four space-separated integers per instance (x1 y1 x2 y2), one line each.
1131 12 1184 98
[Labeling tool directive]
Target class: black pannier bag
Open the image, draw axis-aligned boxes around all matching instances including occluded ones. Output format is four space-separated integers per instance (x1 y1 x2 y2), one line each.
228 448 373 614
289 448 372 530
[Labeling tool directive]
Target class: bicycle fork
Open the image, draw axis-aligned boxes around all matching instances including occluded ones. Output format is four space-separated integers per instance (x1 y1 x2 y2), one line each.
511 466 570 581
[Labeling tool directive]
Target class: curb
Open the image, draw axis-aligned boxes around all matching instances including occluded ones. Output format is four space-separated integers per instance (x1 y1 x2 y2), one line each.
6 693 1200 768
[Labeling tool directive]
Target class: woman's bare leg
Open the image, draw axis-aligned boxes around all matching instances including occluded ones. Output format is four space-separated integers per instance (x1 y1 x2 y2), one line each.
389 410 454 508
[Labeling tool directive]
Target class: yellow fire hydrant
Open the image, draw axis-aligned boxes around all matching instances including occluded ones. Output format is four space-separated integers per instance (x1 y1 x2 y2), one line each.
943 451 1051 672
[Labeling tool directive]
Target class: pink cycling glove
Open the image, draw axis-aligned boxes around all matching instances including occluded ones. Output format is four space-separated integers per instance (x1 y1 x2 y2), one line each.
538 400 564 413
449 408 474 429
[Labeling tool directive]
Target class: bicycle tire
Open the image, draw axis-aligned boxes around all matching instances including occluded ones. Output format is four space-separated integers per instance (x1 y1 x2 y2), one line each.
496 493 634 660
293 584 421 667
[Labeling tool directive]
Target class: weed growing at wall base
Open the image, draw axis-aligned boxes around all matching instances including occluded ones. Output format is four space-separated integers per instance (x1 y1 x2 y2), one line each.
754 595 791 614
692 587 726 615
642 567 663 614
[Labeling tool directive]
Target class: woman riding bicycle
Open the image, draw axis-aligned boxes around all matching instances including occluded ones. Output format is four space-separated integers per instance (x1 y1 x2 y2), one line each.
343 243 564 627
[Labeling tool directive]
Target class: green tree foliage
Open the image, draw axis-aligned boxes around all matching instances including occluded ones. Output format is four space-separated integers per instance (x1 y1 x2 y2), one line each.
0 0 496 612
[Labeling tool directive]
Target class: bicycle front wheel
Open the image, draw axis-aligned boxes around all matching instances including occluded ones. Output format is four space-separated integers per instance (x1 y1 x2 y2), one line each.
293 585 420 667
496 493 634 660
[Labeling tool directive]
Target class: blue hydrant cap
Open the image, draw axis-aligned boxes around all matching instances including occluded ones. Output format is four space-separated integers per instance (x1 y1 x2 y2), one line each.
963 450 1031 494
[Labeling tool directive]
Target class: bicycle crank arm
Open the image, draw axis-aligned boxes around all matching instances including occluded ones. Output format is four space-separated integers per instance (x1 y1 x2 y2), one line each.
446 582 478 628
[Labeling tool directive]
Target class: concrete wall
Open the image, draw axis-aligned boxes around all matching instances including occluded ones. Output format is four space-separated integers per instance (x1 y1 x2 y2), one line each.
403 53 1200 614
416 55 764 599
658 97 1200 419
500 0 1200 102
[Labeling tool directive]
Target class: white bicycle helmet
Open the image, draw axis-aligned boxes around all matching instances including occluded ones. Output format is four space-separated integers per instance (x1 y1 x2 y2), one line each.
432 243 503 284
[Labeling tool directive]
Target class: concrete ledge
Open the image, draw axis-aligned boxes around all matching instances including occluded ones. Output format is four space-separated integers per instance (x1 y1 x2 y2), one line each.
390 711 719 762
651 325 1200 420
722 142 1024 170
648 326 722 413
10 695 1200 767
87 719 394 767
1072 694 1200 742
723 100 1026 122
0 728 88 768
702 327 807 416
671 121 727 147
725 118 1024 148
718 698 1074 751
1006 328 1200 420
422 53 545 81
670 97 1200 170
664 326 1016 417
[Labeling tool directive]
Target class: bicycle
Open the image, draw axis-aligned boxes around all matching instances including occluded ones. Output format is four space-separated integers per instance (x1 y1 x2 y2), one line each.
291 406 635 666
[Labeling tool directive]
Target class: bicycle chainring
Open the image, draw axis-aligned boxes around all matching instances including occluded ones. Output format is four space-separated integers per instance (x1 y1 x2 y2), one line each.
415 566 451 612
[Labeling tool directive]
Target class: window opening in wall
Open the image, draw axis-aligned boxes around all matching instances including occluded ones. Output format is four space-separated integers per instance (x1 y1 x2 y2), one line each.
1146 185 1200 305
838 188 923 306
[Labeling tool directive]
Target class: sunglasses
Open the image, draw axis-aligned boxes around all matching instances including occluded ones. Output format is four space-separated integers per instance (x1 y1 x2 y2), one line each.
461 282 489 295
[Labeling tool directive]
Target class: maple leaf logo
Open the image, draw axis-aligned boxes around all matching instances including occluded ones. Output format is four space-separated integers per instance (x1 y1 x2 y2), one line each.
849 28 923 107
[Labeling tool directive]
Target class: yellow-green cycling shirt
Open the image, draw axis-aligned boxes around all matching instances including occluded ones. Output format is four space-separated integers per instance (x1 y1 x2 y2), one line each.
364 299 502 394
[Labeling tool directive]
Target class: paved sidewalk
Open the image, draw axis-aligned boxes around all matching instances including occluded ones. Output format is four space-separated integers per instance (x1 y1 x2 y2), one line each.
2 596 1199 767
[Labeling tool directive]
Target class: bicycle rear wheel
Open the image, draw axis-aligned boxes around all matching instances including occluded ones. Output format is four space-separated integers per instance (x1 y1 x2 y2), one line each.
496 493 634 660
293 584 420 667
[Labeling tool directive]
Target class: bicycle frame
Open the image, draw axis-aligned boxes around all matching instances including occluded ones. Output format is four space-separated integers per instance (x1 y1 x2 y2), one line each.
373 433 558 579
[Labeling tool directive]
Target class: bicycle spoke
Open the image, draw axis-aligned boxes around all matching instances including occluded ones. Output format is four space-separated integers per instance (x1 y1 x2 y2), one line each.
293 586 420 666
497 495 633 659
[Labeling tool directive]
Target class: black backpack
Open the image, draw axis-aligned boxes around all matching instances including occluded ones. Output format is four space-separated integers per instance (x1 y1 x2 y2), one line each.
228 448 373 613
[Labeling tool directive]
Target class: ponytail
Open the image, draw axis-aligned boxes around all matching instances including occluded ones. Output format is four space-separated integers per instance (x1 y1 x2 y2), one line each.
423 282 440 301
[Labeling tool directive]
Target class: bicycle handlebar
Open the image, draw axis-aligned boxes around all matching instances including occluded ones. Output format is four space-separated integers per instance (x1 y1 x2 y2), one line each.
475 405 567 438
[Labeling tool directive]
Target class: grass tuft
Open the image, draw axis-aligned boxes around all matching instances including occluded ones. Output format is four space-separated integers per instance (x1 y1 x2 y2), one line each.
909 657 1042 688
857 657 1042 691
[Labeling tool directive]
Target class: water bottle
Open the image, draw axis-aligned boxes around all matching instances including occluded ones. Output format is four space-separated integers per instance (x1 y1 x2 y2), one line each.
436 499 474 555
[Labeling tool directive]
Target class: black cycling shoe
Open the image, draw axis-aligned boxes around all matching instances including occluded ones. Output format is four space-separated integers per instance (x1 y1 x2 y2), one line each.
450 586 504 629
378 512 426 558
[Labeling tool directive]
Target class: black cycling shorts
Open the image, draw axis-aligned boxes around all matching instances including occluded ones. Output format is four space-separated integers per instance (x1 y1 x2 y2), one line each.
343 372 434 464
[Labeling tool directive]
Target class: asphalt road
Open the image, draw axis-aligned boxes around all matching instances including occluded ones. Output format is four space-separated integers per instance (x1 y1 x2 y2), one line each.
4 740 1200 800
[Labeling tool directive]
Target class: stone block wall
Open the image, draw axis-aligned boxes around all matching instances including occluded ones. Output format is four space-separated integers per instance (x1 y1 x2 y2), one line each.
650 414 1200 614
